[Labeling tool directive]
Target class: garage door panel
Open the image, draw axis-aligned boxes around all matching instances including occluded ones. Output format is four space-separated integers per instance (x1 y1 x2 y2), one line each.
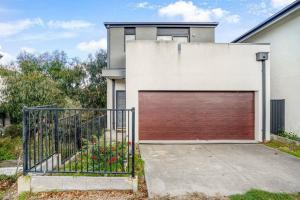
139 91 254 140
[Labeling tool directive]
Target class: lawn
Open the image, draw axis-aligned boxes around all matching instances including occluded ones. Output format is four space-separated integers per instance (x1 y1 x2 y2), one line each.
265 139 300 158
230 189 300 200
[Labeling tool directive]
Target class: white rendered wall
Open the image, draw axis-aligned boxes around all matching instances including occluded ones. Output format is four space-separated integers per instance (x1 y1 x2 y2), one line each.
243 9 300 136
106 79 125 129
126 41 270 142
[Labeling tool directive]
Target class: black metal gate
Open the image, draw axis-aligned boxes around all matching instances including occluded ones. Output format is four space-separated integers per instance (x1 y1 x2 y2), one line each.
271 99 285 134
23 105 135 177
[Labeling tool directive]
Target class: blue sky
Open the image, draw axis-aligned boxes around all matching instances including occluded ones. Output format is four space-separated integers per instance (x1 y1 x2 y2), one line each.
0 0 295 64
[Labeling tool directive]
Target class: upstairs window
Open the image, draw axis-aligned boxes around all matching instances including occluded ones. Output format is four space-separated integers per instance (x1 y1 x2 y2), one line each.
124 27 136 51
157 36 172 41
157 28 189 42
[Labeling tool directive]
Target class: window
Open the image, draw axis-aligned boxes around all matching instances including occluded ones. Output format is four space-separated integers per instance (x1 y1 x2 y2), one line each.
125 35 136 41
157 36 188 43
157 36 172 41
157 28 189 43
124 27 136 51
173 36 188 43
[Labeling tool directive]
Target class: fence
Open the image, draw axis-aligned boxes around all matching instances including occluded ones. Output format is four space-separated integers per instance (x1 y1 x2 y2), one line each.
271 99 285 134
23 106 135 177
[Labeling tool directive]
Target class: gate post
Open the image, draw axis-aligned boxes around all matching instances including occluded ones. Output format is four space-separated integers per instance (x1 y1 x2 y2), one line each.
22 108 29 174
54 110 59 153
131 108 135 177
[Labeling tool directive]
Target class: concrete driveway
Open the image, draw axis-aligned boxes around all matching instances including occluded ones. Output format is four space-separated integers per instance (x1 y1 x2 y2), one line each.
140 144 300 198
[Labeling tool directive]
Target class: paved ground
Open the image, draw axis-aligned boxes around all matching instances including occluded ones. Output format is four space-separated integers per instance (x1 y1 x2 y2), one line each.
140 144 300 198
0 160 22 175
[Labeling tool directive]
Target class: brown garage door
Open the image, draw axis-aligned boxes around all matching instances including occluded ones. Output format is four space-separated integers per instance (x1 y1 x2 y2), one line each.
139 91 254 140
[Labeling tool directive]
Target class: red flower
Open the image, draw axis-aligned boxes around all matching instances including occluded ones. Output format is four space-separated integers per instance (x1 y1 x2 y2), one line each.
108 156 116 164
91 154 97 161
111 147 116 151
128 141 132 145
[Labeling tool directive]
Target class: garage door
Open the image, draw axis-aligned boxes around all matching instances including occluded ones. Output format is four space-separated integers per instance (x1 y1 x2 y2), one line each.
139 91 254 140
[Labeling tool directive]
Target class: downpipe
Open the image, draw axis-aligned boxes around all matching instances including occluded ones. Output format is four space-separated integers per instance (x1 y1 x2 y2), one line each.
256 52 269 142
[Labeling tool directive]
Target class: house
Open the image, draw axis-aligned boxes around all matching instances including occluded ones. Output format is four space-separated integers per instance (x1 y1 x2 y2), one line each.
102 22 270 142
232 0 300 136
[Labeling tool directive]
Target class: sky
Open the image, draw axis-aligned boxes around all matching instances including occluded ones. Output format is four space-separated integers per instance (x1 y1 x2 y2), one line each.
0 0 295 64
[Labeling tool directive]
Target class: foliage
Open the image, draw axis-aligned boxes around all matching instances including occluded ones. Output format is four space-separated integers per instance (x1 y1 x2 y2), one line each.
1 70 67 123
0 50 107 123
4 124 22 138
79 50 107 108
230 189 297 200
0 136 22 161
64 141 129 173
18 192 31 200
278 131 300 141
266 140 300 158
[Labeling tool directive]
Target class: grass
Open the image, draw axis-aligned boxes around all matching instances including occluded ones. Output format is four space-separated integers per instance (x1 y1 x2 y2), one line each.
0 136 22 161
265 139 300 158
18 192 32 200
229 189 300 200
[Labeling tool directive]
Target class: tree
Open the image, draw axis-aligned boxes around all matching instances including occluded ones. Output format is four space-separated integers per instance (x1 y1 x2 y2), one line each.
0 50 107 123
1 70 67 123
80 50 107 108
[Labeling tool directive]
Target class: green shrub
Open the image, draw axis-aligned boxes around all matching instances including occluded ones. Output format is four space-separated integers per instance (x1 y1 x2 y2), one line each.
278 131 300 141
4 124 22 138
0 136 22 161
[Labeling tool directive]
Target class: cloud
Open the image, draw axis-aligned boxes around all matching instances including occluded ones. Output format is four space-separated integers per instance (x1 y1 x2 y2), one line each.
17 31 77 41
77 38 107 52
0 18 44 37
0 47 15 65
225 14 240 23
271 0 295 8
47 20 93 30
20 47 36 54
135 1 159 9
158 1 240 23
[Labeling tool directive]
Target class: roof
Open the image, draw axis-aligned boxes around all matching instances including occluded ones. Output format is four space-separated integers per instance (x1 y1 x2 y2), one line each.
104 22 218 28
232 0 300 43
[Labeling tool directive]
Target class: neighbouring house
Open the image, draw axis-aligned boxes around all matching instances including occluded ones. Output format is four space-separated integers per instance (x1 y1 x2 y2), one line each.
102 22 270 142
233 0 300 136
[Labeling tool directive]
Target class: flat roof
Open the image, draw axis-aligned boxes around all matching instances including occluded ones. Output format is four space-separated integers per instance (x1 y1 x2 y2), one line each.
104 22 218 28
232 0 300 42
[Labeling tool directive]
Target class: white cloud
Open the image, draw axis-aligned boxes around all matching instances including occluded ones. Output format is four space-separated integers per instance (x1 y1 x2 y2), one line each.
158 1 240 23
226 14 240 23
135 1 159 9
47 20 93 30
0 48 15 65
212 8 227 18
271 0 295 8
77 38 107 52
20 47 36 53
17 31 77 41
0 18 44 37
